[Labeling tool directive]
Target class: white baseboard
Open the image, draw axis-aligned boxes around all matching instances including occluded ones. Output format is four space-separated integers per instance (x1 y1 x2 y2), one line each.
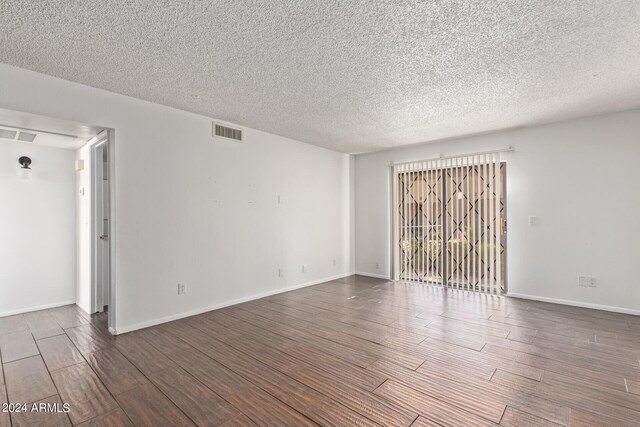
113 272 355 334
75 301 92 316
0 300 76 317
507 292 640 316
354 271 391 280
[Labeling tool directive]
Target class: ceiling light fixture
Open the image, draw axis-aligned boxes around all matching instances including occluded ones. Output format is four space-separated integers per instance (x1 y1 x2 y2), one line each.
18 156 32 179
18 156 31 169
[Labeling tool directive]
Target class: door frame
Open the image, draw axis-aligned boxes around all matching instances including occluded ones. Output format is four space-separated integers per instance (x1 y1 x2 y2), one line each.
501 162 508 294
89 129 116 333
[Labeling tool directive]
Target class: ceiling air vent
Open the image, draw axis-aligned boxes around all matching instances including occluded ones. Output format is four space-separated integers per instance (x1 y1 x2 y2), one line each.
0 128 18 139
17 132 37 142
213 122 243 142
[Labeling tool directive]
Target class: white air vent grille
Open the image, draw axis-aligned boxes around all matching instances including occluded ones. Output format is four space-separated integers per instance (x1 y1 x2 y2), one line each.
0 129 18 139
17 132 37 142
213 123 243 142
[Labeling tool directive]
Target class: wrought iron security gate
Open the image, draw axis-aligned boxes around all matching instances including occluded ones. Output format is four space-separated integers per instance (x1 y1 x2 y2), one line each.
393 153 506 294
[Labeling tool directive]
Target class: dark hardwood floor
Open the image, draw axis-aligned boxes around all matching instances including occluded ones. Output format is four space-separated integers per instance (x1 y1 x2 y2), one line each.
1 275 640 426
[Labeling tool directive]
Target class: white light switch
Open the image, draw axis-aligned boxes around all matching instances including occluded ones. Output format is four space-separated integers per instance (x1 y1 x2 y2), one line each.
528 216 538 226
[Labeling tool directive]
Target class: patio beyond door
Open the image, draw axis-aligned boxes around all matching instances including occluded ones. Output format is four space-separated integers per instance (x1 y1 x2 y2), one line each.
393 154 506 294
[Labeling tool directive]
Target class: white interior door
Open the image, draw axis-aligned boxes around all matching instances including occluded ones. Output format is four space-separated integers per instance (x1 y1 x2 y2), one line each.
102 175 110 307
93 142 109 312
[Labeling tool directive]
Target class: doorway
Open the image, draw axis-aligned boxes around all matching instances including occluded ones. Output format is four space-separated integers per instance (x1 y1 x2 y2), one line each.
76 128 115 332
392 152 507 294
0 108 113 319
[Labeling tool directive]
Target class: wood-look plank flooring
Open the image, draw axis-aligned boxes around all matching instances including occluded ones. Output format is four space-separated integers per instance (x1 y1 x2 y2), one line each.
1 275 639 426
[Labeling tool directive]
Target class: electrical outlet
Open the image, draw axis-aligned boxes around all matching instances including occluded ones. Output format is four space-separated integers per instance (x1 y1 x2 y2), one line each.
177 283 186 295
302 265 307 273
278 268 284 278
332 259 337 267
578 276 596 288
375 262 380 270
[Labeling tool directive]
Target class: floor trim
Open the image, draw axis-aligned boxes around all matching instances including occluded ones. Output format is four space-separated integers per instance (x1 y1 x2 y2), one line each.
507 292 640 316
0 300 77 317
113 272 355 334
354 271 391 280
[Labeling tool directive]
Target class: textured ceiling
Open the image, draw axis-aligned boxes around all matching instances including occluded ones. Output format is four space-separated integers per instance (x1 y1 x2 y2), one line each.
1 1 639 153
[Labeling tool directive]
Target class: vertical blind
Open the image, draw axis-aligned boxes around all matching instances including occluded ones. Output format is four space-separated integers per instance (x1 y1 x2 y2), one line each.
393 153 505 294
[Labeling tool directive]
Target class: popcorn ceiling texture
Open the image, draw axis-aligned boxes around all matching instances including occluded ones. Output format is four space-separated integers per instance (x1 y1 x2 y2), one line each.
1 1 639 153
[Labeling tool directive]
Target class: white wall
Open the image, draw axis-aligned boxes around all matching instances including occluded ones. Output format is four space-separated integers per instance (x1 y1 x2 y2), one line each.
0 64 354 332
0 141 76 315
355 109 640 314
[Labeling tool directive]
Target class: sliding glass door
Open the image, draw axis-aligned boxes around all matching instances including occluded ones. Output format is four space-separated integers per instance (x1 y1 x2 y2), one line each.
393 154 506 294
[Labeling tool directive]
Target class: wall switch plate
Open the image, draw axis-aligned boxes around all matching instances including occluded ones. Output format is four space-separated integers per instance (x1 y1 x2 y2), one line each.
178 283 186 295
302 265 307 273
528 216 538 226
278 268 283 278
332 259 337 266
